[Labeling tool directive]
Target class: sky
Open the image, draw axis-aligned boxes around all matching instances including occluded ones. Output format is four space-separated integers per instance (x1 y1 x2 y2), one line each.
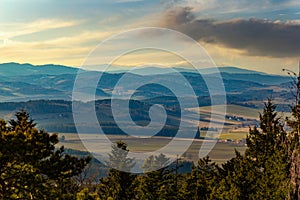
1 0 300 74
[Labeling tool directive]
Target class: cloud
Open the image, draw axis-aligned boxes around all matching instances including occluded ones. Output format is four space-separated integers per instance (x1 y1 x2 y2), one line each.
159 7 300 57
0 19 82 40
164 0 300 14
0 29 118 66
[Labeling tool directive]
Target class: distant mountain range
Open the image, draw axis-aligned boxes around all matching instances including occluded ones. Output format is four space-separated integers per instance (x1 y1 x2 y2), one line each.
0 62 293 135
117 66 268 75
0 62 292 107
0 62 77 76
0 62 277 76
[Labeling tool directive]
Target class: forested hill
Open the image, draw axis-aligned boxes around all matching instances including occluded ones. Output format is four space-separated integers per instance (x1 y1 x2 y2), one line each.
0 99 182 136
0 63 292 109
0 98 255 137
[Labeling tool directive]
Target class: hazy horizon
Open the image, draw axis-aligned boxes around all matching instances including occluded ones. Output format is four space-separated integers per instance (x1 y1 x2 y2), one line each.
0 61 284 76
1 1 300 74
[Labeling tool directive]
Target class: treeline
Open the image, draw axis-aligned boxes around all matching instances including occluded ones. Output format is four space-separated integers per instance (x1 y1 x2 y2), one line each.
0 99 182 136
0 110 90 199
79 99 294 200
1 97 300 199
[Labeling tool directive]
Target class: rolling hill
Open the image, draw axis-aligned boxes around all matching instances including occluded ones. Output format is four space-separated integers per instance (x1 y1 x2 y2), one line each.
0 99 259 137
0 63 292 106
0 62 291 137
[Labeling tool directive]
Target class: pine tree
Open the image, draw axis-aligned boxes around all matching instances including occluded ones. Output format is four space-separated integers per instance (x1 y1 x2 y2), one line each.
213 100 290 199
246 99 288 165
76 187 100 200
97 141 136 200
246 100 290 198
134 154 172 200
180 156 218 200
0 110 91 199
282 65 300 199
212 151 257 200
287 95 300 199
195 127 201 139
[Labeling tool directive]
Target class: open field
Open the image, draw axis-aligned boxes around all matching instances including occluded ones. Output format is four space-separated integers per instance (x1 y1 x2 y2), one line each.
186 104 261 136
194 104 261 119
57 133 246 164
219 132 248 140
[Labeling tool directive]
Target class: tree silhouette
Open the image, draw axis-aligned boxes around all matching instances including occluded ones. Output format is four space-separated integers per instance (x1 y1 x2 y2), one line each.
0 110 91 199
97 141 136 200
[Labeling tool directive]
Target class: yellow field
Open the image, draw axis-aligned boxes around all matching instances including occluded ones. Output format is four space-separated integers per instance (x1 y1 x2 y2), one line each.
57 133 246 164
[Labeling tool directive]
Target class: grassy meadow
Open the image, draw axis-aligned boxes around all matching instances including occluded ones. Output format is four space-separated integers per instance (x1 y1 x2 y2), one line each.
57 133 246 164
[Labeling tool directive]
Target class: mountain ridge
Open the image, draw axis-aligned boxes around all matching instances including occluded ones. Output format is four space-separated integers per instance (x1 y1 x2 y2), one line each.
0 62 292 105
0 62 279 76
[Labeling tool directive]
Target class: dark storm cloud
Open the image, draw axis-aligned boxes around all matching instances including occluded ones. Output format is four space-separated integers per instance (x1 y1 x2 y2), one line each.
160 7 300 57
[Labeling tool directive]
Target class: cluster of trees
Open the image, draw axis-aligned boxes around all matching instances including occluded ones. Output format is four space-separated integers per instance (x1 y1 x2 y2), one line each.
0 110 91 199
1 96 300 199
80 100 294 200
